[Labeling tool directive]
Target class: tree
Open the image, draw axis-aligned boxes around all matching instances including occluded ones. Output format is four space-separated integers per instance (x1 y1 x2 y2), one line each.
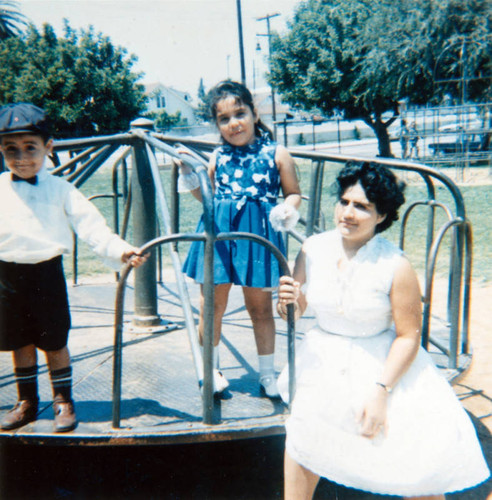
195 78 211 122
0 0 26 39
0 21 147 137
146 109 186 131
269 0 491 157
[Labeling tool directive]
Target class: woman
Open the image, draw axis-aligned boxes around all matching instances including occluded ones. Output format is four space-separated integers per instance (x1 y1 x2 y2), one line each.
277 162 489 499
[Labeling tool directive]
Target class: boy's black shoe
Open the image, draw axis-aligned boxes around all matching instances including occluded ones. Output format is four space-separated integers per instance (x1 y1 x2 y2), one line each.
0 400 38 430
53 400 77 433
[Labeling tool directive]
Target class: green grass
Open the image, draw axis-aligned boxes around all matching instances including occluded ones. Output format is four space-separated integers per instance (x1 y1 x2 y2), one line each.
71 162 492 283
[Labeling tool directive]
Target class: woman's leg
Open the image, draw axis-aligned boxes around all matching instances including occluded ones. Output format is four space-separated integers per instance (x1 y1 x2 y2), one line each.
199 283 232 346
284 451 319 500
242 287 275 355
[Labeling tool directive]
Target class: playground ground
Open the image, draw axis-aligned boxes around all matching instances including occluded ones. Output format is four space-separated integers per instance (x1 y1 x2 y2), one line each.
0 270 490 500
0 162 490 498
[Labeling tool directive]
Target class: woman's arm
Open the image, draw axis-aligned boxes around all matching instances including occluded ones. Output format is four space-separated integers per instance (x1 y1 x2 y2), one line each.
378 256 422 390
275 145 301 209
358 256 422 438
277 248 307 321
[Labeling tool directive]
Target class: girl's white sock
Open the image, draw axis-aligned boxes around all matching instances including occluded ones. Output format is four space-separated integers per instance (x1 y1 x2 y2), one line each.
258 353 275 377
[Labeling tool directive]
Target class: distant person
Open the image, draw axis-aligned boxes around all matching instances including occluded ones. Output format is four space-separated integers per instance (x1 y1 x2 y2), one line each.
0 103 148 433
399 119 409 159
407 121 420 159
178 80 301 398
276 162 489 499
456 125 468 153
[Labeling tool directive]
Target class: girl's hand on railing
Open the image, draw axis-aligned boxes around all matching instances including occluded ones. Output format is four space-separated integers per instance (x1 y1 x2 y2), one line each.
269 203 300 232
175 149 201 193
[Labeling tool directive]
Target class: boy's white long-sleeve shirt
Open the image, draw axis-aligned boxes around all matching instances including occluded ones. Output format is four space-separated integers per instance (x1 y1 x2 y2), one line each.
0 165 133 269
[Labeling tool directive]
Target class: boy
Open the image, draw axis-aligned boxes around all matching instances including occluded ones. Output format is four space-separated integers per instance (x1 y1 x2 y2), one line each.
0 103 147 432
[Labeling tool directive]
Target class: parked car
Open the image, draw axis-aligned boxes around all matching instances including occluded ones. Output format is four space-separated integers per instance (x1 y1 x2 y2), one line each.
428 122 490 156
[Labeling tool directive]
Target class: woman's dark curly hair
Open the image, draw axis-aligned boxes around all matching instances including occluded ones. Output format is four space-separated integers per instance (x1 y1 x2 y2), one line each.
208 80 273 140
335 162 406 233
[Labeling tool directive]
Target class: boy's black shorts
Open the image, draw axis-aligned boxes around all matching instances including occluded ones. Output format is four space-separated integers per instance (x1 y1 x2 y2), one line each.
0 256 71 351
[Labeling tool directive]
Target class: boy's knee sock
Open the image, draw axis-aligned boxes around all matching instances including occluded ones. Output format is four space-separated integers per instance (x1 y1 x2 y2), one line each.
49 366 73 402
15 365 39 403
258 353 275 378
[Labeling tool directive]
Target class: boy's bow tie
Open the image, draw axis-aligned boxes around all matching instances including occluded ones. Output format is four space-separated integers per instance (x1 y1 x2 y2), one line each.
11 173 38 185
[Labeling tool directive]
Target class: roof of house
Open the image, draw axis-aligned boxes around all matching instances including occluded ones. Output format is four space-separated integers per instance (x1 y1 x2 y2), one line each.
143 82 193 105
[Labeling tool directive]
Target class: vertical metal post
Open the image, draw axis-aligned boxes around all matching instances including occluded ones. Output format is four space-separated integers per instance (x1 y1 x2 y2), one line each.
170 160 179 248
257 12 280 138
266 14 277 133
236 0 246 84
448 226 464 369
306 161 324 236
130 123 161 328
200 171 217 424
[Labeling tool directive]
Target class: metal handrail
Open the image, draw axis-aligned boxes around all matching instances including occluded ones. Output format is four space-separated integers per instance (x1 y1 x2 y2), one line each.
111 234 294 429
50 128 472 428
132 130 296 424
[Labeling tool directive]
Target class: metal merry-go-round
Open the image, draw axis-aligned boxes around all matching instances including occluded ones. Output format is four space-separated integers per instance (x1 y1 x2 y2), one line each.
0 119 473 446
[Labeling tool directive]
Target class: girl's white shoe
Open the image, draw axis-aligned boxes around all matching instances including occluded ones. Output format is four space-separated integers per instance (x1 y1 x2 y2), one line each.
199 370 230 395
213 369 230 393
260 374 280 399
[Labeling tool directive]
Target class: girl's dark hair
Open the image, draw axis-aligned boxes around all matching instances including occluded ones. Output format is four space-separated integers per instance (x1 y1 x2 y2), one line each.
335 162 406 233
208 80 273 140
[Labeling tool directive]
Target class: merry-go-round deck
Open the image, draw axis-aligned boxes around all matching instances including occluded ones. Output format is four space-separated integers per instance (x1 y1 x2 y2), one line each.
0 268 470 447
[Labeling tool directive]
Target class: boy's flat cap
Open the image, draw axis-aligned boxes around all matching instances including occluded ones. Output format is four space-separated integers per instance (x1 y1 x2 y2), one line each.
0 103 51 136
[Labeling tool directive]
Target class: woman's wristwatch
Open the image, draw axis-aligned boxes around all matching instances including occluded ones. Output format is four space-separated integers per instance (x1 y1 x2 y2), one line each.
375 382 393 393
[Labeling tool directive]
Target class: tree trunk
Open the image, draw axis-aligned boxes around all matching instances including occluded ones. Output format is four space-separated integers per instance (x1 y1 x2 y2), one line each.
363 115 395 158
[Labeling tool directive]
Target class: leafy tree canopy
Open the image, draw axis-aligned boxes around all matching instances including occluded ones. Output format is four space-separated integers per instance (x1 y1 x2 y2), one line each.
146 109 186 131
0 20 147 137
269 0 491 156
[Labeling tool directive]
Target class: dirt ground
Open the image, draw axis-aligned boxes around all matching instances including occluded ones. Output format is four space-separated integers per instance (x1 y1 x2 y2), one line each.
449 280 492 499
457 281 492 432
423 167 492 497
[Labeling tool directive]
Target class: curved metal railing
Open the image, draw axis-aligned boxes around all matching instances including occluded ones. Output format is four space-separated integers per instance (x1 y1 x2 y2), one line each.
49 125 472 428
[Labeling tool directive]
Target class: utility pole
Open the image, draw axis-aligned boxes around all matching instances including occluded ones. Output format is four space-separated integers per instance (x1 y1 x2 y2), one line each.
257 12 280 135
236 0 246 84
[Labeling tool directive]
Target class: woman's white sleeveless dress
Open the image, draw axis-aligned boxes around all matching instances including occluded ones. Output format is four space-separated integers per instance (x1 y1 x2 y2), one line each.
278 230 489 496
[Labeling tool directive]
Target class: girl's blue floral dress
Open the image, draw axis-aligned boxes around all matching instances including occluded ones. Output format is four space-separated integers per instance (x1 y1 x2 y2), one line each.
183 135 285 288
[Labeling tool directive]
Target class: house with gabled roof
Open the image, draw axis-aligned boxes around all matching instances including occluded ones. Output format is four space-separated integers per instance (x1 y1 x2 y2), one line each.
144 83 197 125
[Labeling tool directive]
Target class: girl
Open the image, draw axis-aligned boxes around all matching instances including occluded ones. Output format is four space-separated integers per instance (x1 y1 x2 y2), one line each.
277 162 489 498
179 80 301 398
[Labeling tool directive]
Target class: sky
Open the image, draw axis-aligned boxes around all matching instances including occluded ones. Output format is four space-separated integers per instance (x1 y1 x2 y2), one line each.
18 0 302 99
